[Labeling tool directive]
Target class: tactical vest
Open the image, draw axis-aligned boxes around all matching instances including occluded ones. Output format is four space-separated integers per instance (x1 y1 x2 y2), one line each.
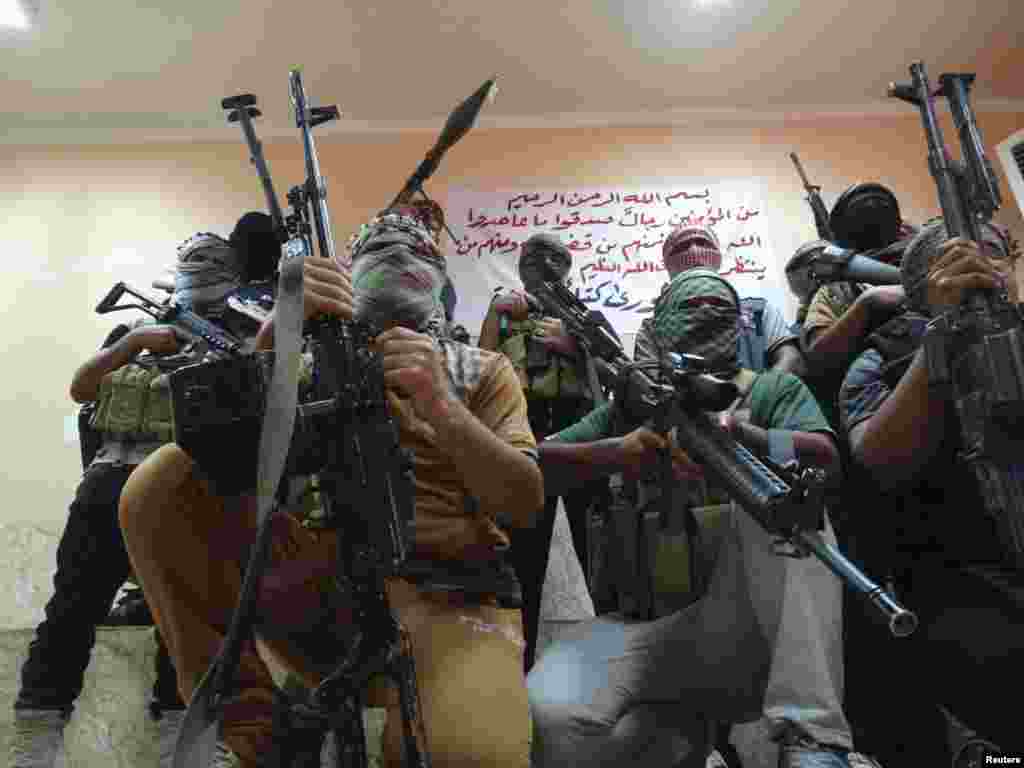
737 297 768 372
588 400 738 621
90 362 178 443
498 315 589 402
79 324 135 469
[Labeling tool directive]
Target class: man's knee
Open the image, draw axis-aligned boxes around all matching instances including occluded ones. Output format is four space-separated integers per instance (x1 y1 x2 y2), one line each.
118 444 193 535
527 653 604 763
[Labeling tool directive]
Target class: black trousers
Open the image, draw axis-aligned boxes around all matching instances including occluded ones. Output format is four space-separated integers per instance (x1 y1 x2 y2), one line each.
16 462 184 714
508 398 603 675
507 487 599 675
843 554 1024 764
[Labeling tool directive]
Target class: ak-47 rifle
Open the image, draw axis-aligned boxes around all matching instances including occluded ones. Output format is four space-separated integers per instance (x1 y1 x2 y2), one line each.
527 268 628 397
532 259 917 636
789 152 836 242
890 61 1024 567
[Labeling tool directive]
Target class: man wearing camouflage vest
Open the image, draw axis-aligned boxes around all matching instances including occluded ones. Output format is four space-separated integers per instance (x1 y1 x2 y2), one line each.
9 213 278 768
478 233 611 672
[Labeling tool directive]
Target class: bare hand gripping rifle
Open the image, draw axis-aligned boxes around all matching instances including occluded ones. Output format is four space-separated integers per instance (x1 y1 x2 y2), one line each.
890 61 1024 567
532 263 918 636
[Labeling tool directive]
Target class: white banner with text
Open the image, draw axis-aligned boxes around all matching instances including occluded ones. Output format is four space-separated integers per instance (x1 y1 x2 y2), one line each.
443 181 791 336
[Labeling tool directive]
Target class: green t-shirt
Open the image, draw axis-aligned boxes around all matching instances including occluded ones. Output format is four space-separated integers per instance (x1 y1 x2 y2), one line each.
549 370 835 443
550 370 835 618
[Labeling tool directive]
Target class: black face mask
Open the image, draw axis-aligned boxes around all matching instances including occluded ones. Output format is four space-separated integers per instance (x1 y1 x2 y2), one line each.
519 249 571 294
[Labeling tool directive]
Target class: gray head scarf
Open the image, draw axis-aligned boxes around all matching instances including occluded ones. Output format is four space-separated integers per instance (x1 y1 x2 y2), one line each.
173 232 245 318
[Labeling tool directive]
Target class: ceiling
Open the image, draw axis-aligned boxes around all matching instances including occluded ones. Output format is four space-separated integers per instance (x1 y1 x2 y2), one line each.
2 0 1022 144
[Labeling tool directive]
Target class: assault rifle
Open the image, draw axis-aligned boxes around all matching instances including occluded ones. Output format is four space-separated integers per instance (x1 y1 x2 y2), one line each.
890 61 1024 566
527 271 630 395
789 152 836 242
532 263 916 636
94 281 245 359
615 353 918 637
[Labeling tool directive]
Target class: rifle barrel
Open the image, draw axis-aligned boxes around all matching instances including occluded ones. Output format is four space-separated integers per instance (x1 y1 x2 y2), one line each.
289 70 338 263
796 530 917 637
789 152 813 188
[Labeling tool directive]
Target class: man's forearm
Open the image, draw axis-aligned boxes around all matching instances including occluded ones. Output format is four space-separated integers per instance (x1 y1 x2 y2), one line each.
538 439 627 498
69 336 141 403
424 396 544 528
852 350 947 483
477 307 501 352
732 422 839 477
805 300 872 374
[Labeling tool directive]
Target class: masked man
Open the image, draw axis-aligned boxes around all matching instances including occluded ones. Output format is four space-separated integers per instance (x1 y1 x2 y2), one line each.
528 267 882 768
801 184 916 384
478 233 609 670
839 221 1024 765
10 215 278 768
119 201 544 768
635 225 805 376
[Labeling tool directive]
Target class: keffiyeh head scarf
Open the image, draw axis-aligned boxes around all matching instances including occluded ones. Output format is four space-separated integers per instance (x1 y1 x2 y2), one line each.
650 269 740 372
347 202 448 335
662 225 723 277
173 232 244 317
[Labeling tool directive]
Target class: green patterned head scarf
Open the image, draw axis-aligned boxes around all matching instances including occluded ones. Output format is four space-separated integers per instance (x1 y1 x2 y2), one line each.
650 269 740 371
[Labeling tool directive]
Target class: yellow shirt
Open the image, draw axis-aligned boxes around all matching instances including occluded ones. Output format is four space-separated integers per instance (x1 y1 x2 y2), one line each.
378 340 536 562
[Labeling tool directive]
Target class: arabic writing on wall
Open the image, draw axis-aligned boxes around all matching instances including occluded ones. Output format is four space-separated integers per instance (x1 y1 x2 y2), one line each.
445 184 780 335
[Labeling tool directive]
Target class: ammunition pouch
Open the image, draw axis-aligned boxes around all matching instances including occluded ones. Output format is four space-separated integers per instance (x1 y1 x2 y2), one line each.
169 354 268 496
91 363 178 444
499 317 588 401
600 475 716 620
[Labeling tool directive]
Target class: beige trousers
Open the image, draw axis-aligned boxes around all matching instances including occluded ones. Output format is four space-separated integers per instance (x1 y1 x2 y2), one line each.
119 444 530 767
